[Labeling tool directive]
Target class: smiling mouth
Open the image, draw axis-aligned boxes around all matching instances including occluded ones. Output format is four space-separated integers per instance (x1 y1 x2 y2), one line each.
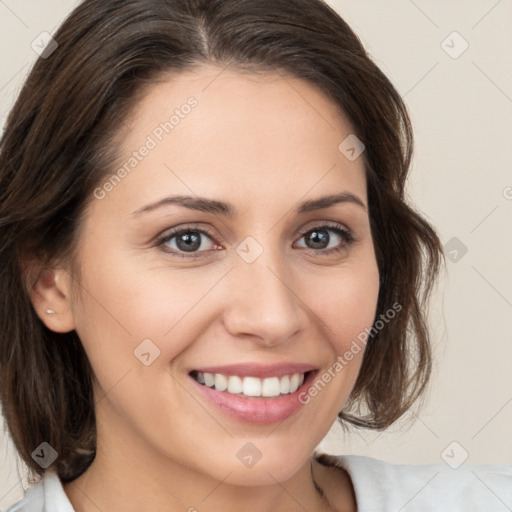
189 370 315 398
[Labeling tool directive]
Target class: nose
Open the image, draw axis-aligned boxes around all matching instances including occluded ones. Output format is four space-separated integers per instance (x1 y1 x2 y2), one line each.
221 245 303 346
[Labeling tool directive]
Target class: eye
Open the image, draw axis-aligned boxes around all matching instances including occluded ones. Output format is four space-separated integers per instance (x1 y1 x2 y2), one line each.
155 222 355 259
157 225 219 258
294 223 355 254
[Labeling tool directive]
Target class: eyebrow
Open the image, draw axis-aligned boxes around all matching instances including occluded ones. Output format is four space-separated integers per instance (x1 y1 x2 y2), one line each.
131 191 367 217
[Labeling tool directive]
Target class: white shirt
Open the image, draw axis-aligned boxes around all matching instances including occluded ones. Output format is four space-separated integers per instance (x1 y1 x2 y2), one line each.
6 453 512 511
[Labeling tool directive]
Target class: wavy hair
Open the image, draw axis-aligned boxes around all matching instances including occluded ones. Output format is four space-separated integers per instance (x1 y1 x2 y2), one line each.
0 0 443 483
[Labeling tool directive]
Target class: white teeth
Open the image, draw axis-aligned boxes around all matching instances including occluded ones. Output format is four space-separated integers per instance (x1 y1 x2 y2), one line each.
261 377 281 397
243 376 261 396
289 373 300 393
280 375 290 394
203 372 214 387
214 373 228 392
194 371 307 397
227 375 243 394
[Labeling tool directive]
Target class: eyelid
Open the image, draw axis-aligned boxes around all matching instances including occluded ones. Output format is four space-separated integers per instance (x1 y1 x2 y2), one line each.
296 220 353 239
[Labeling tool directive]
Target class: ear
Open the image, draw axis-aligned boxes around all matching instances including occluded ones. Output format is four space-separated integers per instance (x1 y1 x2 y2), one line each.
23 261 76 333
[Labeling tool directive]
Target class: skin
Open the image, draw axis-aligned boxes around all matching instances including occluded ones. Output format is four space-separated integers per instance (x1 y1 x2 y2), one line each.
31 65 380 511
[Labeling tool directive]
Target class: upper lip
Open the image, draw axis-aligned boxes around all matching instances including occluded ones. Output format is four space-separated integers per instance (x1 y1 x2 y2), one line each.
190 363 318 379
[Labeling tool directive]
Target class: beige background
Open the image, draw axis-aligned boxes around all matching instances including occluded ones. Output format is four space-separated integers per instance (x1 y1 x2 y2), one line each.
1 0 511 509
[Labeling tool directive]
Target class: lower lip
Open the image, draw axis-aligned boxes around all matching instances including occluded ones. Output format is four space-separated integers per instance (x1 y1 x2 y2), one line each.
189 371 318 424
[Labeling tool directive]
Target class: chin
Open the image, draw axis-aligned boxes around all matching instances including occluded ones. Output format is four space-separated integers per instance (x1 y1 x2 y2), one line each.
205 444 310 486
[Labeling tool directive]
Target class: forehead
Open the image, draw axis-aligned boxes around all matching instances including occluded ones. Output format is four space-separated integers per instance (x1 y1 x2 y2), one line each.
96 65 367 216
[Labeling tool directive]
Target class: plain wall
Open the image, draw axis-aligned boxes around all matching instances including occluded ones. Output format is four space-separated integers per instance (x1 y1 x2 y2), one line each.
1 0 511 509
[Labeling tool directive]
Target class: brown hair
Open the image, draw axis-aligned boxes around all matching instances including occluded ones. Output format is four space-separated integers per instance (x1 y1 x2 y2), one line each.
0 0 443 483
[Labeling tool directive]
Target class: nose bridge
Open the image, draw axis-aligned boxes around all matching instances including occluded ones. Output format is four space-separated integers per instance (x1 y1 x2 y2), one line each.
223 237 301 343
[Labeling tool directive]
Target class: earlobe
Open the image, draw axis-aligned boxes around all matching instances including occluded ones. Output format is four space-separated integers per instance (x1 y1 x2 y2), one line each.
25 264 76 333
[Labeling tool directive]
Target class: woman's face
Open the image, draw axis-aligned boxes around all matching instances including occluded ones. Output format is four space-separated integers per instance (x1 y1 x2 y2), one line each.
60 65 380 485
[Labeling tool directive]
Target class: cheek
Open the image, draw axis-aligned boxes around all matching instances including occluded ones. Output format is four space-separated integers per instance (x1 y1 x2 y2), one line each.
70 252 227 378
302 259 379 389
304 261 380 347
293 262 379 418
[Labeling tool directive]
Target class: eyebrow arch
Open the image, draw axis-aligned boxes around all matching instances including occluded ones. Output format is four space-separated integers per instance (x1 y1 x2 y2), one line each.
131 191 367 217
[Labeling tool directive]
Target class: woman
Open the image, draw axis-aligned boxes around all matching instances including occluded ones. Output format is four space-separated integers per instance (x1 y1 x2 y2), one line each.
1 0 510 510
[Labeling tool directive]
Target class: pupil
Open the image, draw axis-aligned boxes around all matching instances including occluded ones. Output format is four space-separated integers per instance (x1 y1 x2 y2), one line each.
177 232 200 252
308 229 328 249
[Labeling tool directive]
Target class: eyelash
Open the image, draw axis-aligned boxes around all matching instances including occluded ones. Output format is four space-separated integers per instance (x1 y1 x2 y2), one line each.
155 223 356 259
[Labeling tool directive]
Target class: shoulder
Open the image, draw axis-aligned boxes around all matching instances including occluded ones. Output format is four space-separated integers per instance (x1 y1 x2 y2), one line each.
315 451 512 512
5 470 75 512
